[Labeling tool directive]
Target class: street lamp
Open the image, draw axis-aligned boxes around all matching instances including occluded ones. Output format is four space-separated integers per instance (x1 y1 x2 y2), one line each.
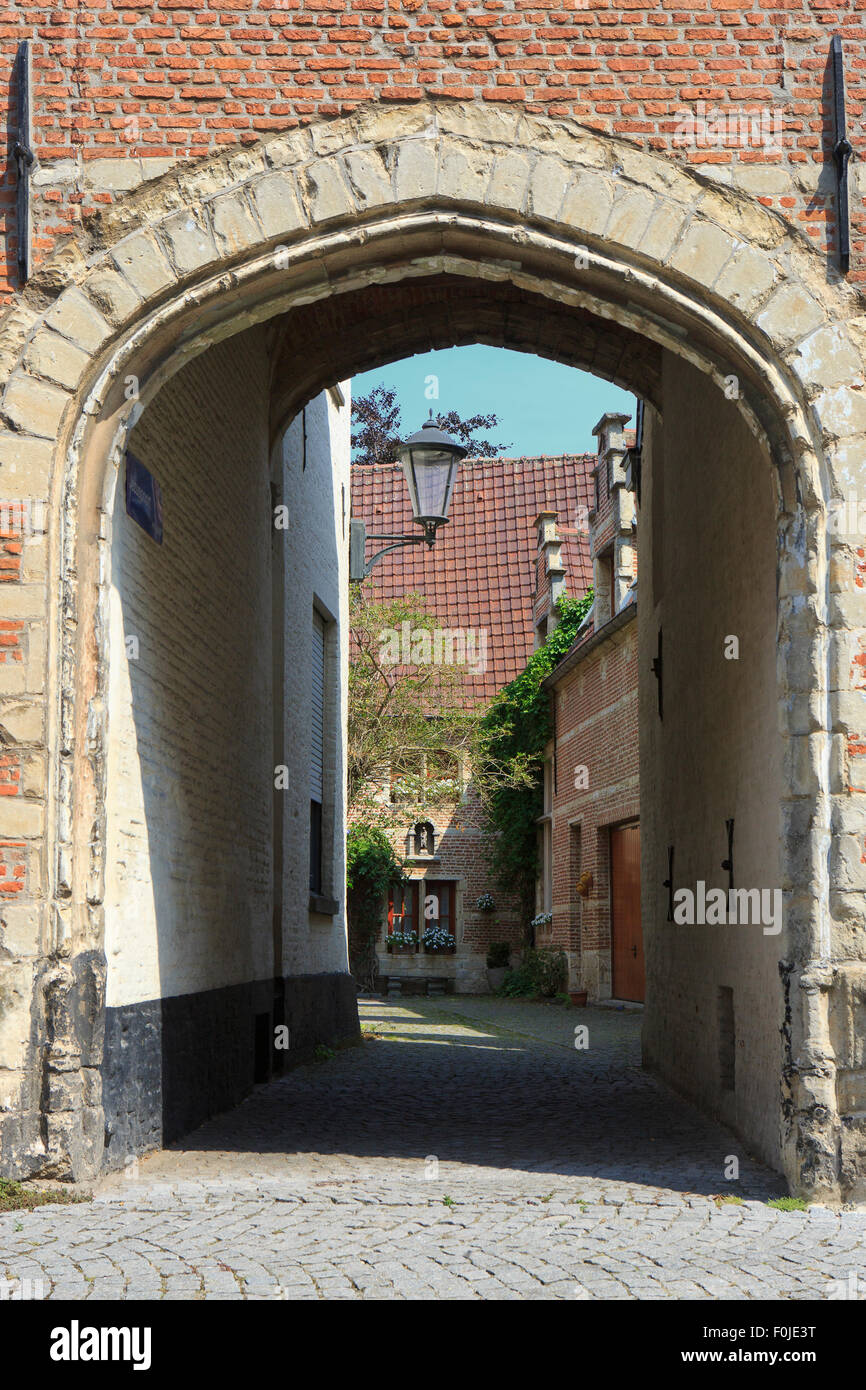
349 412 467 581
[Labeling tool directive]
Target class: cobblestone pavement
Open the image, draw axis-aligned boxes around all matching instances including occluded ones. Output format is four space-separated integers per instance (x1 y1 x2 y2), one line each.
2 997 865 1300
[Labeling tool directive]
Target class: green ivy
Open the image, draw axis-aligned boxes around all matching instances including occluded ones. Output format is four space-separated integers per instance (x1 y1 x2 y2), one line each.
346 823 405 987
476 592 593 933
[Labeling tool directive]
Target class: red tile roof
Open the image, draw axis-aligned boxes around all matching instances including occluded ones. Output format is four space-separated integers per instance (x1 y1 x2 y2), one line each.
351 455 594 703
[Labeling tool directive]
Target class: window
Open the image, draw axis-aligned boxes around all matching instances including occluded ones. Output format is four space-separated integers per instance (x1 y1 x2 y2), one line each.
388 881 418 937
386 881 457 951
570 824 583 956
542 821 553 915
390 750 462 805
598 549 614 622
390 751 424 803
310 609 326 894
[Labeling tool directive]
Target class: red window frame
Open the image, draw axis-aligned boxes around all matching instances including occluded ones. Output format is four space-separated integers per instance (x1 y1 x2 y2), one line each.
387 881 457 949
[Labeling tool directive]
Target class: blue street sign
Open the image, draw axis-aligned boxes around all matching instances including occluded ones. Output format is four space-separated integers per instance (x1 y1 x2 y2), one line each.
125 451 163 544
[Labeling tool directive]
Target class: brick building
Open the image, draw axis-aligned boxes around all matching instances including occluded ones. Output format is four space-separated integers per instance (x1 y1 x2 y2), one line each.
350 449 594 992
536 412 642 1002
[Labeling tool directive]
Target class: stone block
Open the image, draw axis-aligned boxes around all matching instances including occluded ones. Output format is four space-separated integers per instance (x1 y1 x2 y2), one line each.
668 220 736 287
0 795 43 836
0 903 43 959
342 148 393 212
44 289 113 355
393 139 437 203
0 435 53 494
788 324 863 394
0 698 44 746
560 169 614 238
111 232 177 300
811 386 866 442
2 375 70 440
436 140 494 204
81 267 143 328
755 283 826 348
300 160 354 225
159 209 219 276
0 963 33 1070
23 331 90 393
487 150 532 210
638 202 686 263
249 172 306 240
0 586 47 621
83 158 148 193
526 155 571 221
714 245 778 317
209 191 262 256
603 188 656 251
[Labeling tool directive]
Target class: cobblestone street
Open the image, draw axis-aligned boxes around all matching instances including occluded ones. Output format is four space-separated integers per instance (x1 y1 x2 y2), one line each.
2 998 865 1301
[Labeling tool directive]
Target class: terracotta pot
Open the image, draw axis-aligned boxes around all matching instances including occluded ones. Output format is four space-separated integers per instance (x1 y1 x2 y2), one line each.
570 990 588 1007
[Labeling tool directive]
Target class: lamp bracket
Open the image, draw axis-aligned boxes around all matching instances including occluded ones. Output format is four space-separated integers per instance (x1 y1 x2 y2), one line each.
349 518 438 581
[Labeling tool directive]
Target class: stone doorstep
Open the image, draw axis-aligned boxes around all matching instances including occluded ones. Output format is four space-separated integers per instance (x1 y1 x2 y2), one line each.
594 999 644 1012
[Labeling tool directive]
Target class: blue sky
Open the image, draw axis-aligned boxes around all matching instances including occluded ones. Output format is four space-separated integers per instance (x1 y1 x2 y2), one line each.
351 344 636 458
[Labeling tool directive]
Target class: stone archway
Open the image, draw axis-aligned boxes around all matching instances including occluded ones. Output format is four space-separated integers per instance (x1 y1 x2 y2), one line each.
1 102 864 1195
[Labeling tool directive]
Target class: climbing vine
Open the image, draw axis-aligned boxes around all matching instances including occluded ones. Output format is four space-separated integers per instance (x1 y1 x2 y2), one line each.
474 592 594 937
346 823 405 989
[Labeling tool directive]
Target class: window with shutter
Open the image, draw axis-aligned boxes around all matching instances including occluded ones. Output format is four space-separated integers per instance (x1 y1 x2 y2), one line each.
310 610 326 893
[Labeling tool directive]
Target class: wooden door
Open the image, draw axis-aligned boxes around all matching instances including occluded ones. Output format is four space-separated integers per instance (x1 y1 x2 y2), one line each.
611 824 644 1001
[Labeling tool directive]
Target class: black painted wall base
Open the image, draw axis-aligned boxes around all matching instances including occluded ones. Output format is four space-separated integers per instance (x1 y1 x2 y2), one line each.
101 972 359 1171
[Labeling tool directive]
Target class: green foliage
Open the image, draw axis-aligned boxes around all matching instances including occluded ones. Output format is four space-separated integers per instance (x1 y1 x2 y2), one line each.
346 822 403 900
475 592 593 928
0 1177 89 1212
348 586 477 815
351 384 510 466
500 948 569 999
486 941 511 969
500 964 537 997
346 822 405 986
767 1196 808 1211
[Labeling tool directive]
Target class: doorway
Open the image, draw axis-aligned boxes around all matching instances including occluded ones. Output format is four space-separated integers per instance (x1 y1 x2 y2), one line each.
611 823 643 1003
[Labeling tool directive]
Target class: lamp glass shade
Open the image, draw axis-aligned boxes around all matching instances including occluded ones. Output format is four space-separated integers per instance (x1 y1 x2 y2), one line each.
396 418 467 529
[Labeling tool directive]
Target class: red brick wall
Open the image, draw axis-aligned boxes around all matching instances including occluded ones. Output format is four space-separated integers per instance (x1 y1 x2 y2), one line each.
544 611 639 990
4 4 864 298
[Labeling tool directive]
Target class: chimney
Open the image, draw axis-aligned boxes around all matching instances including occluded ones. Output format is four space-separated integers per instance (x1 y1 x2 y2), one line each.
589 412 637 624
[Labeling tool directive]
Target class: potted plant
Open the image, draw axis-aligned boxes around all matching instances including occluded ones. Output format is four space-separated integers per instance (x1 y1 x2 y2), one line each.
422 926 456 954
569 988 588 1007
486 941 511 992
388 930 418 954
475 892 496 914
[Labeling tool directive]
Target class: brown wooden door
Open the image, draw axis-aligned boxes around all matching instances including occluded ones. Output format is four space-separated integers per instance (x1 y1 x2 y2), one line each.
611 824 644 1001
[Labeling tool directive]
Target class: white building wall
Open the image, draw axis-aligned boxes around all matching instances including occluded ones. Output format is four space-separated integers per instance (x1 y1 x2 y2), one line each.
278 384 351 977
104 327 274 1006
99 325 355 1167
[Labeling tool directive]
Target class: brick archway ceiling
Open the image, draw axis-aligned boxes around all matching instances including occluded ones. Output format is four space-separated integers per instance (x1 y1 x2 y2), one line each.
267 273 661 438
